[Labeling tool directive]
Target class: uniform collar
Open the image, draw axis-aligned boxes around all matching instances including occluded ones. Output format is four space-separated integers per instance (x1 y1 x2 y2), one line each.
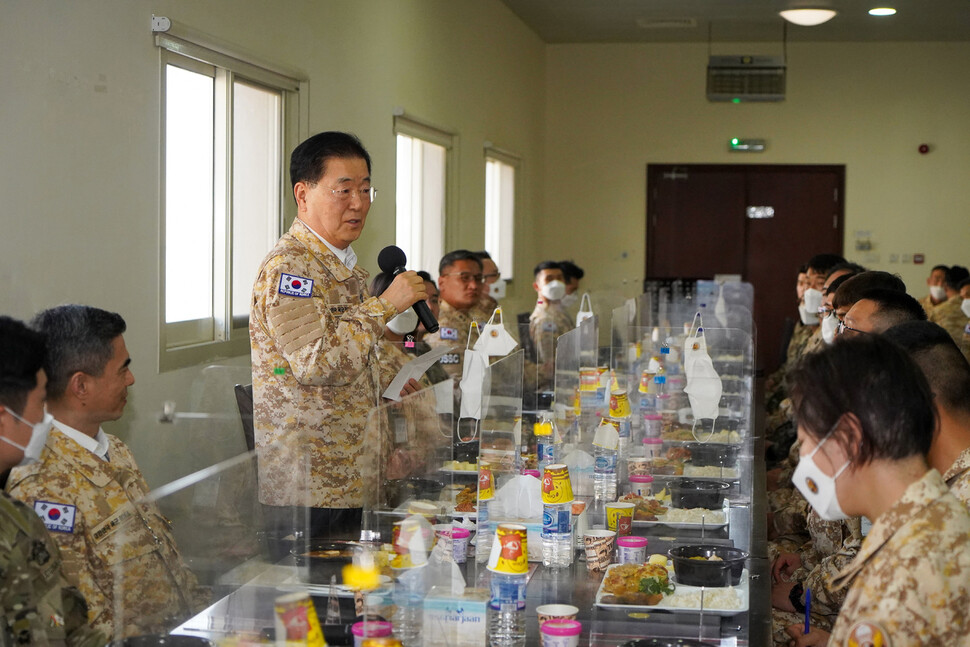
830 469 949 591
52 418 110 460
290 219 357 281
42 427 116 488
943 446 970 485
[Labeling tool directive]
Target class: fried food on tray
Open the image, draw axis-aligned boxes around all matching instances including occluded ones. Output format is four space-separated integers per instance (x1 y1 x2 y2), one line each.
454 485 477 512
618 493 669 520
602 563 675 605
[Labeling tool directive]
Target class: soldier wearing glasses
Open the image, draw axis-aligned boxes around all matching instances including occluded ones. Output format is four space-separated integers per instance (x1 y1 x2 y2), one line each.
424 250 487 382
250 132 426 539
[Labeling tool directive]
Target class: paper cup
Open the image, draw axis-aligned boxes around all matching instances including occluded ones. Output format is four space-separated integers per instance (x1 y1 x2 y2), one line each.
579 367 600 392
627 455 652 477
478 461 495 501
606 502 635 536
583 529 616 572
487 523 529 574
609 389 631 418
536 603 579 626
540 619 582 647
541 464 574 504
616 536 648 564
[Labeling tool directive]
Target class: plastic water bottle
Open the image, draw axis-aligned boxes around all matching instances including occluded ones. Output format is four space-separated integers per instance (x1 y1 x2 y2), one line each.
594 444 618 503
488 572 527 647
476 499 492 564
541 502 573 568
391 565 426 647
535 413 561 473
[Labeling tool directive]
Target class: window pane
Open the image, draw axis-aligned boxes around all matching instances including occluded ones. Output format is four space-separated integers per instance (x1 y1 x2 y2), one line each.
395 134 445 277
485 158 515 280
165 65 214 323
232 80 281 321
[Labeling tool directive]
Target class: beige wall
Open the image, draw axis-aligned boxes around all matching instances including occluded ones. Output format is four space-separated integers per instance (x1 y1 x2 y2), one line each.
543 41 970 300
0 0 545 485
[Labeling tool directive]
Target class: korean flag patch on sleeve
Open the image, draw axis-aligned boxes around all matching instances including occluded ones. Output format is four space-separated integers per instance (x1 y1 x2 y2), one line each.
33 501 77 533
440 327 458 340
279 273 314 298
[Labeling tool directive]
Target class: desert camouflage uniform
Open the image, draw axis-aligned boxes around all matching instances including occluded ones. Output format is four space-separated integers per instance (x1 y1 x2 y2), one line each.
529 300 573 391
943 445 970 505
828 469 970 646
472 294 499 323
424 301 481 383
1 491 105 647
929 295 969 354
250 218 395 508
6 428 204 638
919 293 943 316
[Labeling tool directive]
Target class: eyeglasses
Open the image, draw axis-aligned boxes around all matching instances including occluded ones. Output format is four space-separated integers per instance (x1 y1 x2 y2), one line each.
483 272 501 281
837 319 868 336
441 272 485 284
329 186 377 203
817 305 835 317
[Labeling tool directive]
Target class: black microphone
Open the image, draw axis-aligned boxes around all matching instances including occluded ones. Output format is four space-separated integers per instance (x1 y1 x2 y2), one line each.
377 245 439 333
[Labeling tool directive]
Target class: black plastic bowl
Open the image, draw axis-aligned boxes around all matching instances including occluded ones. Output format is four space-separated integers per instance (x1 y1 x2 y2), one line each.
686 443 739 468
291 540 360 584
383 477 445 508
669 545 748 587
669 479 731 509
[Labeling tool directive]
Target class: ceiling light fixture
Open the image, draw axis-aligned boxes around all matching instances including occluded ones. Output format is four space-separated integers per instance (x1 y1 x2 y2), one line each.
868 7 897 16
779 8 838 26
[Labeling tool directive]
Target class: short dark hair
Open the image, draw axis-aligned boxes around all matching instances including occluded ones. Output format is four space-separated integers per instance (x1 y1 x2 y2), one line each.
883 321 970 416
439 250 482 277
797 264 808 274
289 132 371 194
832 271 907 311
806 254 846 275
824 270 862 296
826 261 867 279
931 264 949 274
473 251 492 261
960 278 970 291
788 335 935 465
559 260 584 282
370 272 394 298
31 305 127 400
945 265 970 291
0 316 46 416
533 261 562 278
855 288 927 332
415 270 433 283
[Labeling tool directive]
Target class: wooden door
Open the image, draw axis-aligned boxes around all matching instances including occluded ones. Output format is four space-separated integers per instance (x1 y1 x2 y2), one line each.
647 164 844 373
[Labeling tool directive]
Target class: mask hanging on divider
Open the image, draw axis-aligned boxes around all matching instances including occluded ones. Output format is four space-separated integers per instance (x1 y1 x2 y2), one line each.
682 316 722 438
561 292 579 309
474 307 518 357
460 322 488 421
713 284 728 328
576 293 594 327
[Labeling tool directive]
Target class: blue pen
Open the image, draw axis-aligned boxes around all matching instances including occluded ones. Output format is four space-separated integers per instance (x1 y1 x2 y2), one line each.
804 587 812 634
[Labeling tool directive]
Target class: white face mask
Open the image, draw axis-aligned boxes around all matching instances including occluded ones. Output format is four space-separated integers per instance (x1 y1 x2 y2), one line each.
929 285 946 302
821 313 839 345
961 298 970 319
473 308 518 357
682 326 722 423
1 411 53 467
575 293 594 327
540 280 566 302
560 292 579 308
793 432 851 521
387 308 419 336
488 280 507 300
801 289 823 325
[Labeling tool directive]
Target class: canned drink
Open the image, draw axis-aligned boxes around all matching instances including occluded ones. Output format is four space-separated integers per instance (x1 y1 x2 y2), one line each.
274 591 325 647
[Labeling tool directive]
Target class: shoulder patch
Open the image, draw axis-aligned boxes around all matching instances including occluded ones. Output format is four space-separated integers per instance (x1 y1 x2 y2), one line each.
33 501 76 533
279 273 314 298
440 327 459 340
541 321 557 332
847 621 891 647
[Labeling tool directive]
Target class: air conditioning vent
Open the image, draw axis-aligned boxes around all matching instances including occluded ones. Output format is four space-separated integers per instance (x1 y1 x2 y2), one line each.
707 55 786 102
636 17 697 29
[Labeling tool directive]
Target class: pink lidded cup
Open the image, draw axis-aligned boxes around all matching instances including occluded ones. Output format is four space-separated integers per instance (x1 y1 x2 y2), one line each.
616 536 649 564
540 619 582 647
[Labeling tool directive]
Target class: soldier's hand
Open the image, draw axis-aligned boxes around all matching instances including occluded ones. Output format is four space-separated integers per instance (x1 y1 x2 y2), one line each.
771 579 797 612
382 271 427 314
772 552 803 583
399 378 422 398
786 625 831 647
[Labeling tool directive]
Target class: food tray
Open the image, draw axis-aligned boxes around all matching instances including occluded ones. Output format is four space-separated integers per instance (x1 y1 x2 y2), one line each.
595 564 748 616
632 509 728 530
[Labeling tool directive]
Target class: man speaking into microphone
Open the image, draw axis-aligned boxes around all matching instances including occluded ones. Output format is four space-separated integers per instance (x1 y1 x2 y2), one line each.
250 131 426 541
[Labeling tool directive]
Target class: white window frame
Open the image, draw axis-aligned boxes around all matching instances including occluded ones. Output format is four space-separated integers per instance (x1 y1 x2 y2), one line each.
393 114 459 277
483 144 519 281
155 21 307 371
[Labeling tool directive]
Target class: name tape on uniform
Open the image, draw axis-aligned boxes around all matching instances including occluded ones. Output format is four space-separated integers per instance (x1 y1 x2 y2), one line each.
440 353 461 365
33 500 77 533
279 273 314 298
440 327 458 340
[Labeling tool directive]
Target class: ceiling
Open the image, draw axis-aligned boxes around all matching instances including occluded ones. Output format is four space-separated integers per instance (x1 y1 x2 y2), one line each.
499 0 970 43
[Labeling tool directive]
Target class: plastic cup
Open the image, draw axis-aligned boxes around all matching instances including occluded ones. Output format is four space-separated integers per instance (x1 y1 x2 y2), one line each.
351 620 393 647
540 619 582 647
627 454 652 477
536 603 579 626
605 502 635 536
583 529 616 572
629 474 654 497
616 536 649 564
